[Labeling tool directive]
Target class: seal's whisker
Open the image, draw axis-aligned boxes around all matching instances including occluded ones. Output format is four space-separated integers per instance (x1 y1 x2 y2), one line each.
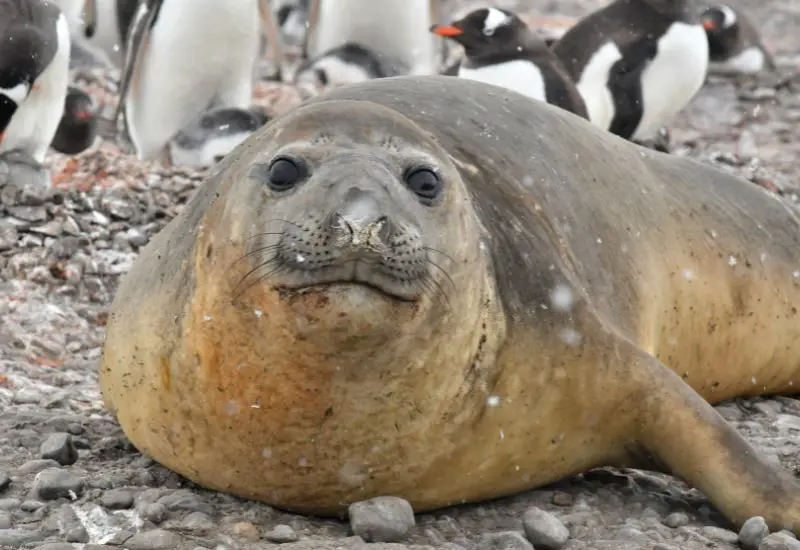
423 246 456 264
233 255 282 295
231 260 286 304
226 245 282 272
420 274 452 313
425 258 457 291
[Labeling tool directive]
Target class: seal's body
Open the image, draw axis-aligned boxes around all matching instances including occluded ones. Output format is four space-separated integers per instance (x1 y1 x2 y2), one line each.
304 0 443 76
431 8 588 119
702 4 776 75
0 0 71 164
101 75 800 533
115 0 283 163
553 0 708 143
168 106 270 168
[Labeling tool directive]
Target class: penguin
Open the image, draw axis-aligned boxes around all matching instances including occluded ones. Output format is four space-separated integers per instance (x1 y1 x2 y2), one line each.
50 86 97 155
168 106 270 168
304 0 445 76
271 0 308 49
294 42 407 88
430 8 589 120
701 4 777 75
0 0 72 165
114 0 285 165
551 0 709 147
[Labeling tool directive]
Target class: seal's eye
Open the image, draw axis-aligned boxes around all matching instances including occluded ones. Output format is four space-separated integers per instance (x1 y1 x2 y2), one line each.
404 168 442 202
266 156 308 191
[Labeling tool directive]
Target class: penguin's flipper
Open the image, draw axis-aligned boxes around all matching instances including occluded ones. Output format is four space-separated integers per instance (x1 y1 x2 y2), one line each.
607 37 658 139
257 0 285 81
114 0 161 145
83 0 97 38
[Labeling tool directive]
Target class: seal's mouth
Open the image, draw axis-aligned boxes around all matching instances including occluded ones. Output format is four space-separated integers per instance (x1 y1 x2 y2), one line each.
271 260 423 303
276 279 418 302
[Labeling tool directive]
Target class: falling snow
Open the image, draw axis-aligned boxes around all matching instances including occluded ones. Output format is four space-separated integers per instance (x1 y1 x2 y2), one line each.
487 395 501 407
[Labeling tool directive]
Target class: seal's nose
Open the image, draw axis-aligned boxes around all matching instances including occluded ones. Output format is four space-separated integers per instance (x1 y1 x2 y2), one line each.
331 187 390 253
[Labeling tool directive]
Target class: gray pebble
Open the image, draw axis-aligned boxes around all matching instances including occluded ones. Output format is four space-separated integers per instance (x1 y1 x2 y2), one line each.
20 500 45 512
476 531 534 550
66 525 89 543
0 472 9 492
158 490 214 516
653 545 680 550
663 512 689 528
0 528 47 547
32 468 85 500
264 524 299 543
180 511 215 535
33 544 79 550
17 459 60 475
11 388 42 404
760 533 800 550
349 496 415 543
40 433 78 466
522 506 569 549
0 511 11 529
740 516 770 549
100 489 133 510
758 532 800 550
123 529 182 549
140 502 167 524
702 525 740 543
0 499 21 510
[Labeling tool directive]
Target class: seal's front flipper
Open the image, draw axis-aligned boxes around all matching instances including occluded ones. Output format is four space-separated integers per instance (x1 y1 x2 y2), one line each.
631 354 800 534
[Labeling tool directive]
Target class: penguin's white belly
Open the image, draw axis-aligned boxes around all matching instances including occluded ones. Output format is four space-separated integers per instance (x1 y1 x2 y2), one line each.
126 1 260 160
88 0 125 66
1 15 71 163
458 61 547 103
311 0 438 74
574 41 623 131
709 46 766 75
634 22 708 141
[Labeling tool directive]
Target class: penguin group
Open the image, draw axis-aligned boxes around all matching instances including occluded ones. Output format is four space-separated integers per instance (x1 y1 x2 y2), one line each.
0 0 784 184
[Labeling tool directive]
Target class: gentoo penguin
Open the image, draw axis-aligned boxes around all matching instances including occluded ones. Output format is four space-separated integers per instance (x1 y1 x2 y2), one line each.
168 106 270 168
430 8 589 120
50 86 97 155
54 0 124 67
304 0 445 76
114 0 285 165
552 0 709 146
0 0 71 164
701 4 777 75
294 42 407 88
271 0 307 49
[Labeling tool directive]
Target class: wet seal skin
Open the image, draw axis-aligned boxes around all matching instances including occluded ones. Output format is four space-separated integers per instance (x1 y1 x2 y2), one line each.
101 75 800 532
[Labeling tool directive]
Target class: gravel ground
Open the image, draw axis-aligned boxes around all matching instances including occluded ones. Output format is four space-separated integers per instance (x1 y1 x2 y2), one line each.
2 0 800 549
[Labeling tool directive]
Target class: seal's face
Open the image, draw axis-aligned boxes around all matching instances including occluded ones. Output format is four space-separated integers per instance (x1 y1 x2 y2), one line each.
229 99 477 318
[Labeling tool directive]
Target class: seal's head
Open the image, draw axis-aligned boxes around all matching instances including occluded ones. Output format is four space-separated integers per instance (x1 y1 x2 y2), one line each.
209 99 486 345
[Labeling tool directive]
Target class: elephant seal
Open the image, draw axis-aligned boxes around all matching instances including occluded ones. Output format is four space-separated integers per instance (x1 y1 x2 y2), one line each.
100 75 800 532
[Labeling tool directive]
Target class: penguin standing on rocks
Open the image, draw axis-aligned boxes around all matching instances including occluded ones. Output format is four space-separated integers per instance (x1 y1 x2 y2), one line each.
552 0 709 149
51 86 97 155
304 0 445 76
701 4 776 75
114 0 285 165
0 0 72 165
168 106 270 168
294 42 407 88
430 8 589 119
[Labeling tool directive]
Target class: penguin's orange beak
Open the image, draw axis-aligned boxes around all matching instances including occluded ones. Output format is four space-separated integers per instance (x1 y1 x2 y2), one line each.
430 24 464 37
702 18 716 30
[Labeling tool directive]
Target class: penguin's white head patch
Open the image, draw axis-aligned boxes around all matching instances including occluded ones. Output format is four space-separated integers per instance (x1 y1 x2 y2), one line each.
482 8 512 36
0 83 30 105
719 5 737 28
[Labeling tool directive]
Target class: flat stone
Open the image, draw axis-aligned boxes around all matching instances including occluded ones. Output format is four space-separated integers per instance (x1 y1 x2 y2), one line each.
31 468 85 501
349 496 415 543
522 507 569 549
40 433 78 466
